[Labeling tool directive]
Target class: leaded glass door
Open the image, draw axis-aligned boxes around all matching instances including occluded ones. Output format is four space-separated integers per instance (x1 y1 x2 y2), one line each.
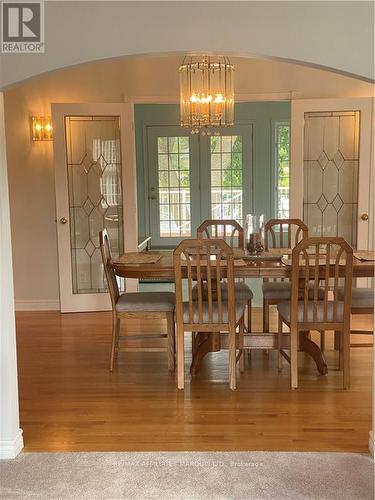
53 103 137 312
291 98 372 251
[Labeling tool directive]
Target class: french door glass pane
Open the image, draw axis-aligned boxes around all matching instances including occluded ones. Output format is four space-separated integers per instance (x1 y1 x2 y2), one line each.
65 116 124 294
303 111 359 247
275 123 290 218
210 135 243 225
157 136 191 237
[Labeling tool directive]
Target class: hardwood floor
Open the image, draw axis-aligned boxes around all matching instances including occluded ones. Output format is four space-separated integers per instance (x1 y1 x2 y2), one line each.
15 309 373 452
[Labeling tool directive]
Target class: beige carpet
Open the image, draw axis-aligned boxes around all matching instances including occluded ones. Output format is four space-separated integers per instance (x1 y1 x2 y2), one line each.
0 452 373 499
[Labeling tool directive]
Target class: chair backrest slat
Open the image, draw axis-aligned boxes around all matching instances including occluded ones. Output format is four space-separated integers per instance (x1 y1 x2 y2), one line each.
185 250 194 323
206 245 213 323
216 246 223 323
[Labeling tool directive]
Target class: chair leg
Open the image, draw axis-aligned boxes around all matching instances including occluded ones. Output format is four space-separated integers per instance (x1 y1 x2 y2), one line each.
337 332 344 371
263 298 270 357
334 330 340 351
247 299 252 333
290 326 298 389
110 315 120 372
166 312 175 372
263 298 269 333
277 314 283 372
320 331 325 352
176 322 185 390
342 326 350 390
239 317 245 373
229 325 237 390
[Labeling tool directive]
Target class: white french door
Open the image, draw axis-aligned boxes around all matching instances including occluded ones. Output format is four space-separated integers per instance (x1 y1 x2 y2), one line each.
290 98 373 250
52 103 138 312
147 124 253 247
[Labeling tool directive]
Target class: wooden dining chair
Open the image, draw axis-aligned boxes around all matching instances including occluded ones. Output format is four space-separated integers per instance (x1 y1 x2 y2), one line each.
262 219 309 335
197 219 253 332
99 229 176 372
277 237 353 389
174 238 246 390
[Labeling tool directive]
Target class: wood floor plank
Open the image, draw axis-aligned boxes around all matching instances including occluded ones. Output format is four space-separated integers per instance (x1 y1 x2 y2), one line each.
15 309 373 452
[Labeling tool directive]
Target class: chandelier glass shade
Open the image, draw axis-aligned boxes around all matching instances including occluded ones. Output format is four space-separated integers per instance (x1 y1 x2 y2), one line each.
179 55 234 134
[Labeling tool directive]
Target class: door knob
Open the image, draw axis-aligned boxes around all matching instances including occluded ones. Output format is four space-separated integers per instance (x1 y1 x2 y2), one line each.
60 217 68 224
361 213 369 221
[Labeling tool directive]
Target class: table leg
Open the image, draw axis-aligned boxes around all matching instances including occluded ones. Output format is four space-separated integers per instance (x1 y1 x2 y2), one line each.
299 331 328 375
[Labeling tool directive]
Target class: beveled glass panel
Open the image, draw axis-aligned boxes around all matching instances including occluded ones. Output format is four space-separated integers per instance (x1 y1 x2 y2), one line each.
337 204 356 245
322 205 338 236
65 115 124 294
303 111 360 247
322 161 339 203
304 204 323 237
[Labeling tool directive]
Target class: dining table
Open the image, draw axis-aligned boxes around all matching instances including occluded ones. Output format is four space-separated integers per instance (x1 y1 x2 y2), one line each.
113 249 375 377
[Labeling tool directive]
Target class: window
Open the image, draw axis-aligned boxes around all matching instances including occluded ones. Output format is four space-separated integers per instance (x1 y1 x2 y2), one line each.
210 135 243 224
274 122 290 218
157 136 191 237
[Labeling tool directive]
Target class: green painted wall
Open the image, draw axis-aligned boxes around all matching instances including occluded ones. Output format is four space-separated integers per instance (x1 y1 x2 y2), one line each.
134 102 290 239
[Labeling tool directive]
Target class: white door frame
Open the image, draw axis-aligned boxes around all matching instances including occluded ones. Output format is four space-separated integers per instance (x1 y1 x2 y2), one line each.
0 92 24 458
290 97 373 250
52 103 138 312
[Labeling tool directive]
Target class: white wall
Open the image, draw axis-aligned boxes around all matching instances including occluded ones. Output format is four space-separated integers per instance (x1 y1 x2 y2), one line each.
0 0 374 90
4 56 374 307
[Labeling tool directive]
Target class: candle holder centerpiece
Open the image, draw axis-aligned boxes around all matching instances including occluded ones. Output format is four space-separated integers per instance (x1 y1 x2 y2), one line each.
245 214 265 255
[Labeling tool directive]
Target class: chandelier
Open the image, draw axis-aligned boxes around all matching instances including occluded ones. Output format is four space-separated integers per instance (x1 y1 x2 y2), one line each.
179 55 234 135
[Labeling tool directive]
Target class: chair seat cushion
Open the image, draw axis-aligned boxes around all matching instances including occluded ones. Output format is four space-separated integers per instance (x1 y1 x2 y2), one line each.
262 281 325 301
337 287 374 310
277 300 344 323
262 281 291 300
116 291 175 312
192 282 253 302
183 301 246 324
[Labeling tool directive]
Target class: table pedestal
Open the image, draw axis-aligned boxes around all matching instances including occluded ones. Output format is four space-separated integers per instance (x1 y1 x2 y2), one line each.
190 330 328 376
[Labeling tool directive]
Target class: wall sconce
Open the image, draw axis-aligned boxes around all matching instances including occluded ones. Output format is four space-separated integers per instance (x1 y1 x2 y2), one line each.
31 116 53 141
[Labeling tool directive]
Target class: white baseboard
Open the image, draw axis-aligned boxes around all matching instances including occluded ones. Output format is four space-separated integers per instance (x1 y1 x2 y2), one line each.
0 429 23 459
15 300 60 311
369 431 374 458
